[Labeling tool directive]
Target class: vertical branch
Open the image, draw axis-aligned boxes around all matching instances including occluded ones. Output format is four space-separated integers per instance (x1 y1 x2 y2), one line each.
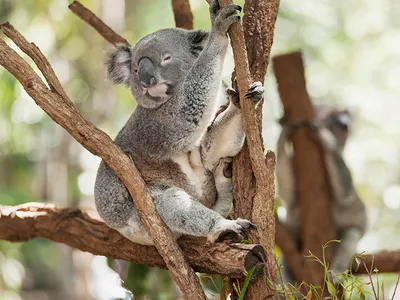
172 0 194 30
214 0 280 298
272 51 336 287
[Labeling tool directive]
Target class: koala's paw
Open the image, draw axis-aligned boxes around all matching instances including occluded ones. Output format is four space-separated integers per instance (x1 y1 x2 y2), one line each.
227 87 240 108
215 157 233 179
210 0 241 35
208 218 256 243
245 82 264 103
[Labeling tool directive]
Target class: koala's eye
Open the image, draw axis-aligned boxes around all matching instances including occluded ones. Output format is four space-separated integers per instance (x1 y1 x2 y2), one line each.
162 55 172 63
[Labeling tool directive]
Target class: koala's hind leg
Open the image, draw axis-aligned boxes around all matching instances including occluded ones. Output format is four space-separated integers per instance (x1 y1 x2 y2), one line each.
329 227 364 284
149 185 254 243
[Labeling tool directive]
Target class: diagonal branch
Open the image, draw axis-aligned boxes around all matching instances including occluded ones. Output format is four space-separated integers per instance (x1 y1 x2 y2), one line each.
0 23 205 299
68 1 130 46
0 203 266 278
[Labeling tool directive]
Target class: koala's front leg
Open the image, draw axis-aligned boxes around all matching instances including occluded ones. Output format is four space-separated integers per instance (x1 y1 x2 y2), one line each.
181 1 241 146
276 122 296 206
200 82 264 171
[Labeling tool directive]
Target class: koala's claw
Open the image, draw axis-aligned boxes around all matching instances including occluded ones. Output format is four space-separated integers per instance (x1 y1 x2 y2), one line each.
209 218 256 243
245 81 264 103
226 87 240 108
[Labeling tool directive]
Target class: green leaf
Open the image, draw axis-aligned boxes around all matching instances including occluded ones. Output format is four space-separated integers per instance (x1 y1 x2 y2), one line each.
238 266 256 300
327 281 337 296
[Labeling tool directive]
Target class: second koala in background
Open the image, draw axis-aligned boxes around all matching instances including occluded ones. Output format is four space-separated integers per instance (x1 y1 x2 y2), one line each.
276 105 367 284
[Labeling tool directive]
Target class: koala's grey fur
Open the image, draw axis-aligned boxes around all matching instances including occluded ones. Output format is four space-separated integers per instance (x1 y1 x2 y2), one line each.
95 1 264 245
276 105 367 284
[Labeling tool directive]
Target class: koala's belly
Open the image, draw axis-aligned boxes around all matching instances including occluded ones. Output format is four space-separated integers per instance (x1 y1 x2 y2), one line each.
134 152 217 208
170 152 217 207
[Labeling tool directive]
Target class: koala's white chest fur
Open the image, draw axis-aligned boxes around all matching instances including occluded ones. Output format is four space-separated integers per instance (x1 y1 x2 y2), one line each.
171 149 207 200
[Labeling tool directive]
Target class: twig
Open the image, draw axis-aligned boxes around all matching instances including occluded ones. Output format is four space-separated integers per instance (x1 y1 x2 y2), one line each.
0 203 266 278
68 1 130 46
0 24 205 299
172 0 193 30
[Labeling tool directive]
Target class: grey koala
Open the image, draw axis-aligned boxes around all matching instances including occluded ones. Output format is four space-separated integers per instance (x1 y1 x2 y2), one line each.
276 105 367 284
94 1 264 246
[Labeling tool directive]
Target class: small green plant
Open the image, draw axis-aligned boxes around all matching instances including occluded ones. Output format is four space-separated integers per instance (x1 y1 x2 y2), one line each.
222 240 400 300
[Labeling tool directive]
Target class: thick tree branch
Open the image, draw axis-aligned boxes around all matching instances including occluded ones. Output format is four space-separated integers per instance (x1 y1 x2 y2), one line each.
68 1 130 46
0 23 205 299
0 203 266 278
273 51 336 288
172 0 193 30
212 0 280 299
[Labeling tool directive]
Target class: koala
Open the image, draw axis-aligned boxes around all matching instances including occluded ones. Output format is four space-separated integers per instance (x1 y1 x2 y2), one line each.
94 1 264 246
276 105 367 284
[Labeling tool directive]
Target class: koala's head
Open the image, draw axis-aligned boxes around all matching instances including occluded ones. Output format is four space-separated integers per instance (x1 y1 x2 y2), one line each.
106 28 209 109
315 104 354 151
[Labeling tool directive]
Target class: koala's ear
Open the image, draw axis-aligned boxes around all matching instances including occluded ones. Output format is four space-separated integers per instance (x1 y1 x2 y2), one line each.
187 30 209 56
105 44 132 85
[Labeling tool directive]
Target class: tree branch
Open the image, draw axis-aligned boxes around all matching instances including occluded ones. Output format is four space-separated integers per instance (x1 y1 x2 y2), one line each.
0 23 205 299
172 0 193 30
212 0 280 299
68 1 130 46
273 51 337 288
0 203 266 278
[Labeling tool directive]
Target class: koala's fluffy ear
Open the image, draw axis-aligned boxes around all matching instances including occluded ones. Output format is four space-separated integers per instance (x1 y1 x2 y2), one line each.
106 44 132 85
187 30 209 56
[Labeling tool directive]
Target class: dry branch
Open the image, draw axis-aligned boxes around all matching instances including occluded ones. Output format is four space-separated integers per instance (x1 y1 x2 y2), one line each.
172 0 193 30
68 1 130 46
0 22 205 299
0 203 266 278
273 51 336 287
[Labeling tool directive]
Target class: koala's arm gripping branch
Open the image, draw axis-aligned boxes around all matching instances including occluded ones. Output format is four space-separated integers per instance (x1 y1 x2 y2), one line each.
0 23 205 299
0 203 267 278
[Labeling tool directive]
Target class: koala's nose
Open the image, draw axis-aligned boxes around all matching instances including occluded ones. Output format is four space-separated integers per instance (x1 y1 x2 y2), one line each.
138 57 157 87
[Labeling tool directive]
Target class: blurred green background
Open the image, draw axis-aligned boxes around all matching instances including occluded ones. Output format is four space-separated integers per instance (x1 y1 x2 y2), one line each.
0 0 400 299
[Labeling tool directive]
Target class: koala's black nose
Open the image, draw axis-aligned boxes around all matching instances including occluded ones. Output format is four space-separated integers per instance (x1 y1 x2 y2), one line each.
138 57 157 87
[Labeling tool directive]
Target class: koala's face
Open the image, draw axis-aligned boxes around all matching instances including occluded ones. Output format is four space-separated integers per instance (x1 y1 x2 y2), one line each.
315 105 353 151
106 28 209 109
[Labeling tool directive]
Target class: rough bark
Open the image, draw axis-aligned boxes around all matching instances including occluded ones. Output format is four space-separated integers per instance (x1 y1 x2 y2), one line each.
172 0 193 30
207 0 280 299
0 22 205 299
0 203 266 278
68 1 130 46
273 51 336 288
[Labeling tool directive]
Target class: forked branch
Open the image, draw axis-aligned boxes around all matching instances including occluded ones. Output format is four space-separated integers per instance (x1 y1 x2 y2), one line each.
0 21 205 299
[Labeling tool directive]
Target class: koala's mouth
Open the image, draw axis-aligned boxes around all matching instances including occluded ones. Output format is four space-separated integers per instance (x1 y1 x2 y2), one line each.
142 83 170 99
